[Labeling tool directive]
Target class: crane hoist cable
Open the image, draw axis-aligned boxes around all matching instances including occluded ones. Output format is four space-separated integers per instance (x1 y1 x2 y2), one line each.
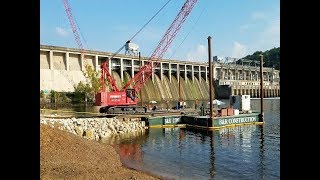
74 16 89 50
130 0 172 42
169 4 207 60
107 0 172 61
122 0 198 92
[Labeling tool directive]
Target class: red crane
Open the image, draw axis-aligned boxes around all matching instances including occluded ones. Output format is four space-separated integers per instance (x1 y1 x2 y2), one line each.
96 0 198 113
62 0 198 113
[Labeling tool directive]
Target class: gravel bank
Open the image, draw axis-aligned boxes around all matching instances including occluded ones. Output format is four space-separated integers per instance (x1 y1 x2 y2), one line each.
40 124 159 179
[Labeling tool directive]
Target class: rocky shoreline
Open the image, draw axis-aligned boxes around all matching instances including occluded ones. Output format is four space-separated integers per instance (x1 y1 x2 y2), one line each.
40 116 147 140
40 116 160 179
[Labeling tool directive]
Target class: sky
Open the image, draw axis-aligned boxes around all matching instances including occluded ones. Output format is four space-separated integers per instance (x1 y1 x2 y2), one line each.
40 0 280 63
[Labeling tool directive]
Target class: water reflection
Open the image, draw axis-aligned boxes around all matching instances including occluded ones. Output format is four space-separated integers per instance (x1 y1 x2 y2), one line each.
258 125 266 180
209 128 216 179
100 131 148 171
102 122 280 179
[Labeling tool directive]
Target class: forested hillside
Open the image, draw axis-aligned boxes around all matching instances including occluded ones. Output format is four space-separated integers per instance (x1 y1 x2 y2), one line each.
239 47 280 70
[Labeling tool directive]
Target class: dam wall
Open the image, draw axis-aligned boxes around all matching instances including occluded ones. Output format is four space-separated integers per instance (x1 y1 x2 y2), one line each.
40 45 280 100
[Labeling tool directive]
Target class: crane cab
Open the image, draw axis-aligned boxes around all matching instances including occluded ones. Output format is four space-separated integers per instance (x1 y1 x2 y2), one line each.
96 89 139 113
126 89 137 102
96 89 138 106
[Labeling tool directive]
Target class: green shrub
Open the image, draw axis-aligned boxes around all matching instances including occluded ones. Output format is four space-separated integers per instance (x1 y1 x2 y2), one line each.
50 90 59 103
40 90 45 98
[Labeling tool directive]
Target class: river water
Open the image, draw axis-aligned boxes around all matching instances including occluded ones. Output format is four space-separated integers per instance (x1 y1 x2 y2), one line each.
101 98 280 179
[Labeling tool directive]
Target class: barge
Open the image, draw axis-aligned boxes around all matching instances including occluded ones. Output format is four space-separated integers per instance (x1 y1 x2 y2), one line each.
142 95 264 129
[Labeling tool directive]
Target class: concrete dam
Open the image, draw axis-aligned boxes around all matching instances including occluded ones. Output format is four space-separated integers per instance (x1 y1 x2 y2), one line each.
40 45 280 102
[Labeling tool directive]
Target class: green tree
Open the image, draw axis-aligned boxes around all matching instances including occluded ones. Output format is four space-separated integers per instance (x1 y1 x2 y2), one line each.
73 81 88 103
73 64 105 103
83 64 101 94
50 90 59 103
240 47 280 70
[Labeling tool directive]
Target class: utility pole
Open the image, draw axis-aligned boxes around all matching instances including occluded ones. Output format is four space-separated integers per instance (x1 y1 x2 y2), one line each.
139 52 143 106
179 75 182 101
259 54 264 122
208 36 214 127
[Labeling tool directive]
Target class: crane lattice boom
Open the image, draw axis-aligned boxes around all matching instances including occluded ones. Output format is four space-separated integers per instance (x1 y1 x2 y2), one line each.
121 0 198 93
63 0 84 52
